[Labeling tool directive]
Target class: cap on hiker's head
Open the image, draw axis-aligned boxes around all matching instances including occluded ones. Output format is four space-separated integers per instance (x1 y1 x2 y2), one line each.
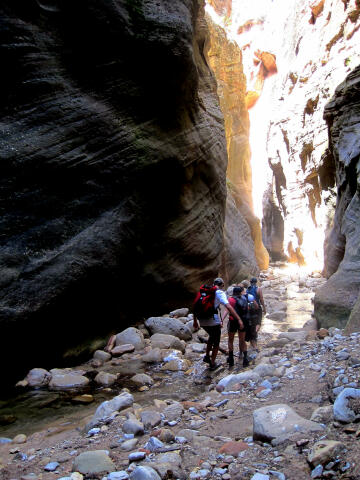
233 286 243 296
214 277 225 286
250 277 257 284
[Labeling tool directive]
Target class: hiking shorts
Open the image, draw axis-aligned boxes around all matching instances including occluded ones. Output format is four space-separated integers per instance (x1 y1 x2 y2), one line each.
202 325 221 347
227 318 246 333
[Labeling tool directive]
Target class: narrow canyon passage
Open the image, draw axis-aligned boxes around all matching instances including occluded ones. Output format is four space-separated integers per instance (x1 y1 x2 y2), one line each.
1 0 360 478
0 268 322 439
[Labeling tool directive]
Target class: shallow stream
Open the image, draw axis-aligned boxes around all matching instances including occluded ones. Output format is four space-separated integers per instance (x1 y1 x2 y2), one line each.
0 264 322 441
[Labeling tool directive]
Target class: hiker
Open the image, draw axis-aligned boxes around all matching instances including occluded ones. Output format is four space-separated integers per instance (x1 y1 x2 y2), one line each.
246 277 266 351
193 277 243 371
227 286 250 367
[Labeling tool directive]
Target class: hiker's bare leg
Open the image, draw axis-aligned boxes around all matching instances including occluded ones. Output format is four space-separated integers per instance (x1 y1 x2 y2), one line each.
228 332 235 353
104 334 116 353
239 332 247 353
211 346 219 364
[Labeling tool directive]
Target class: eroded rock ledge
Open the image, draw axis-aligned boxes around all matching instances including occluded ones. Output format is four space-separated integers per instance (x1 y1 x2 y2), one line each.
314 65 360 330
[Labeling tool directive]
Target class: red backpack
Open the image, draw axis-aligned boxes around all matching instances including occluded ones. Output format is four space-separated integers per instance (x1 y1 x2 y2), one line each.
193 284 218 319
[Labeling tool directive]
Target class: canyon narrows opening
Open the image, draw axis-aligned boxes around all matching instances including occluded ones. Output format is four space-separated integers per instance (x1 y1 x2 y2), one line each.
1 0 360 479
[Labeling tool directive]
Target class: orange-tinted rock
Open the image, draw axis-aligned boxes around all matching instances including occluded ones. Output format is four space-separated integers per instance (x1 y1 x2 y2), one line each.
219 441 249 455
317 328 329 339
245 91 260 109
259 52 277 75
207 0 232 18
310 0 325 23
206 16 265 275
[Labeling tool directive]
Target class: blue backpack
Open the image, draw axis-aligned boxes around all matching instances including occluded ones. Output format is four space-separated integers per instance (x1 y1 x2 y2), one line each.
247 285 260 309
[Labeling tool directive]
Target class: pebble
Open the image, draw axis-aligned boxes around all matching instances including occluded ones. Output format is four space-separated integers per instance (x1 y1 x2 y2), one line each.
44 461 60 471
269 471 286 480
251 474 269 480
108 472 130 480
311 465 323 478
144 436 164 452
128 451 146 462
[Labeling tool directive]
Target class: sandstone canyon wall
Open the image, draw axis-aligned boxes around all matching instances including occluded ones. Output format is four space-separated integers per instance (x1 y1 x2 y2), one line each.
241 0 360 270
205 10 269 274
0 0 249 383
213 0 360 329
316 65 360 329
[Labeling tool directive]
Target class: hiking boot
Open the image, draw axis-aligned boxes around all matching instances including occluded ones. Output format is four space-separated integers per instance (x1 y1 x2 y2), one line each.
227 351 234 367
243 357 250 367
203 355 211 364
209 362 220 371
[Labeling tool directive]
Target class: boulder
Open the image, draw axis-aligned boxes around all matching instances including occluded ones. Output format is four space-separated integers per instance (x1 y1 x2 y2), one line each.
94 372 118 387
120 438 139 451
122 417 144 436
13 434 27 444
308 440 345 466
161 359 190 371
111 344 135 356
310 405 333 423
169 308 189 317
333 388 360 423
116 328 145 351
93 350 111 363
217 371 261 391
141 348 163 363
253 364 277 378
163 402 184 421
145 317 192 341
48 374 89 391
278 331 307 342
267 311 287 321
150 333 185 352
25 368 51 387
130 373 153 386
87 392 134 429
158 428 175 443
253 404 325 444
150 452 185 479
141 410 162 430
267 338 290 348
130 466 161 480
72 450 115 474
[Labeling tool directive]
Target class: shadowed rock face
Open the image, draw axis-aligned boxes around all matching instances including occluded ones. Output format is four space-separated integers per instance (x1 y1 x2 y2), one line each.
0 0 229 382
314 65 360 329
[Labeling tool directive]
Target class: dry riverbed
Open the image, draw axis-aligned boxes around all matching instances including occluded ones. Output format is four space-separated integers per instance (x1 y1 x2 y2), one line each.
1 267 360 480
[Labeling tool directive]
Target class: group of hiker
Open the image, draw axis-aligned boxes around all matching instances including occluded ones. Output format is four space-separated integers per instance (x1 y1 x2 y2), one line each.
193 277 266 371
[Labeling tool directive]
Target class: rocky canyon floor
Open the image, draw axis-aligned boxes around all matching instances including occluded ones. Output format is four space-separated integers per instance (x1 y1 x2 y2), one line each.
1 265 360 480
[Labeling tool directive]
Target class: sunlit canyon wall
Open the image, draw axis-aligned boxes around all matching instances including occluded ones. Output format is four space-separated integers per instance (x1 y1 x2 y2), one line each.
205 15 269 279
206 0 360 329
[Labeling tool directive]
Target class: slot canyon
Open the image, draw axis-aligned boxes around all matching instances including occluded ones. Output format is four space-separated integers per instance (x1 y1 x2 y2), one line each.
1 0 360 383
1 2 360 479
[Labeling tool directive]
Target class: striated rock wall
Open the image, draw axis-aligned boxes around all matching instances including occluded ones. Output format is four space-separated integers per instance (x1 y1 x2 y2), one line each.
205 12 269 272
0 0 230 381
315 66 360 329
233 0 360 268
